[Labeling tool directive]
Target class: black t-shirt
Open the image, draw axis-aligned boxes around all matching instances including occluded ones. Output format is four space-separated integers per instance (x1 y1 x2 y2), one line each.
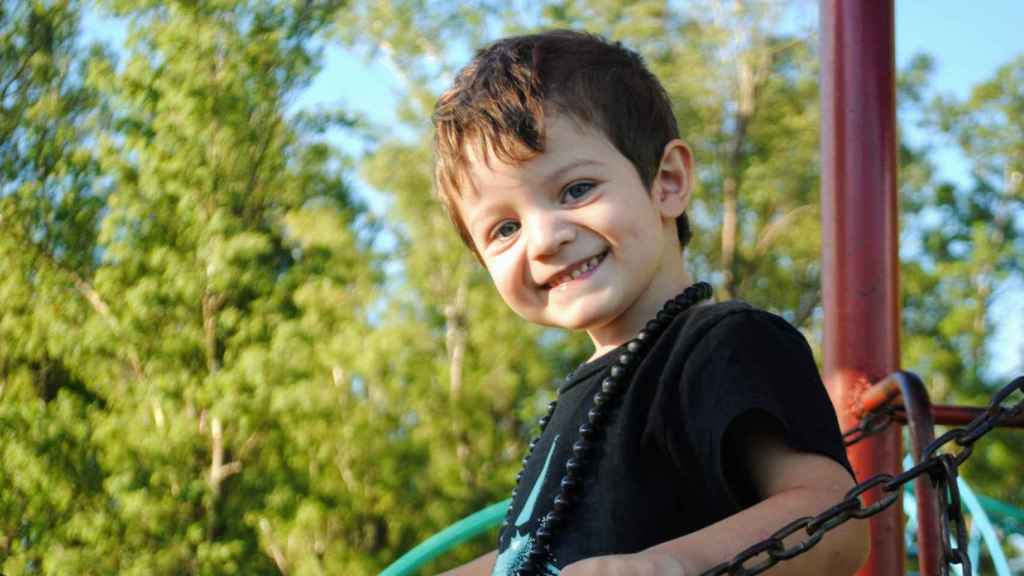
491 301 853 575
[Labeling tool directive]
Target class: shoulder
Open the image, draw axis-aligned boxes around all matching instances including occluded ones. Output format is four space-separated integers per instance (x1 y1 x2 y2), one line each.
635 300 817 396
673 301 811 363
701 301 801 333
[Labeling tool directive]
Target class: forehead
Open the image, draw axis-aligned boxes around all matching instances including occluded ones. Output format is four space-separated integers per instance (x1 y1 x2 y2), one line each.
457 114 614 209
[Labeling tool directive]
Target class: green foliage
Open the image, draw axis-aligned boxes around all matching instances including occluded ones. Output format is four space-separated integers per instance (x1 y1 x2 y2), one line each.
1 0 1021 574
2 0 385 572
2 0 112 568
900 54 1024 518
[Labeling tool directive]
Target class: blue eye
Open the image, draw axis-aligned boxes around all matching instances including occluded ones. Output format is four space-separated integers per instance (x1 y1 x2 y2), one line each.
492 221 520 240
563 181 595 201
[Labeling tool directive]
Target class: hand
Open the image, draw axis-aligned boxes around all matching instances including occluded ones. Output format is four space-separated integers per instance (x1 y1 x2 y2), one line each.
561 551 689 576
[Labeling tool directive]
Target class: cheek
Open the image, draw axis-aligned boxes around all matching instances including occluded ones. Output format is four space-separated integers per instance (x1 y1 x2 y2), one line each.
591 201 648 247
487 253 528 301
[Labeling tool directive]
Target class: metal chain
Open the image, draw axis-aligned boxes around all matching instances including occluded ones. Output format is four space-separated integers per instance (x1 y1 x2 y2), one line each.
842 404 898 447
702 376 1024 576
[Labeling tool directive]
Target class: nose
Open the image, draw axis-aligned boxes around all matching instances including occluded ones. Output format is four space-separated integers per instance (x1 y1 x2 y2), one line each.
526 211 575 259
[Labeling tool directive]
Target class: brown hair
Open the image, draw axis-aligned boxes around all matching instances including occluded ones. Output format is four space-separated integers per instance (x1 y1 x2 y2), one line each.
432 29 691 261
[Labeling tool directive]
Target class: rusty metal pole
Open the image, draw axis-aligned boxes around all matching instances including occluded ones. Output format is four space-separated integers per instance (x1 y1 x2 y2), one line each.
819 1 903 575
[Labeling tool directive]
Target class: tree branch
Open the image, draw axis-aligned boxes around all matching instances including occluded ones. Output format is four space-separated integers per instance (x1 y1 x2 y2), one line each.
0 217 145 379
259 517 289 574
202 290 224 374
444 278 468 399
207 416 242 541
793 284 821 330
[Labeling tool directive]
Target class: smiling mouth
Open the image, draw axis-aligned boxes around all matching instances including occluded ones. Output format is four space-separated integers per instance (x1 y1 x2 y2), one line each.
544 250 609 290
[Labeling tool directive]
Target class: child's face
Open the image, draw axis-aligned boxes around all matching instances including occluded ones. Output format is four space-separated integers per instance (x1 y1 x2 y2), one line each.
456 113 691 343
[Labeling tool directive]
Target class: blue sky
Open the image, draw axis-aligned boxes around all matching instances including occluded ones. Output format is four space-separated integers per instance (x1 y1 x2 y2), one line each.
84 1 1023 378
891 0 1024 379
897 0 1021 99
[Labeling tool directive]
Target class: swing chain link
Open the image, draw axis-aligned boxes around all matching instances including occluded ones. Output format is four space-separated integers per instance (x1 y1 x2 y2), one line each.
702 376 1024 576
842 404 898 447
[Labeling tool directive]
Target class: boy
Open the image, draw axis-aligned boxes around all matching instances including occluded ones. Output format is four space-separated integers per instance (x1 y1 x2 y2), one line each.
431 30 868 576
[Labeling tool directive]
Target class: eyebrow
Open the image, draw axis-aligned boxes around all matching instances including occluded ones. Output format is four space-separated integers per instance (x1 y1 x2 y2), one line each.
467 203 505 241
544 158 602 186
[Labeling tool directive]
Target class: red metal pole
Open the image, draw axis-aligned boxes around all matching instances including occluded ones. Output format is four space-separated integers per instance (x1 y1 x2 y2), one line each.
894 373 941 576
895 405 1024 428
819 1 903 575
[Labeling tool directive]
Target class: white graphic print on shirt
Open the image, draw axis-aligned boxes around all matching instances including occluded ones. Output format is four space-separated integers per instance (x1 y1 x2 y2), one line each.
492 435 561 576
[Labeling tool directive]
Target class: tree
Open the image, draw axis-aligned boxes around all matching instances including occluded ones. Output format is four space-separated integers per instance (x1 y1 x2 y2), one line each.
900 55 1024 519
0 0 110 565
2 0 385 572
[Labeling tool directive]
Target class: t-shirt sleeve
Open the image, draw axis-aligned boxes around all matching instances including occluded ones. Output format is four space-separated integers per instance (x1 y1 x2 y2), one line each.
680 310 854 511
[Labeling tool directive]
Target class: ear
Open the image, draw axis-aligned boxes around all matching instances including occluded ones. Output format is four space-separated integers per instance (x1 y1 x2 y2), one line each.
651 139 693 219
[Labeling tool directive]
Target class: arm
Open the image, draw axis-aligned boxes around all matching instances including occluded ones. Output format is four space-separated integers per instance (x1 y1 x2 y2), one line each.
438 550 497 576
562 432 869 576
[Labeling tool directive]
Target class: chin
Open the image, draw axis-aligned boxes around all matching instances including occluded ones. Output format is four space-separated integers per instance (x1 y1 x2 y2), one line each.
548 307 617 333
510 305 580 330
509 292 621 331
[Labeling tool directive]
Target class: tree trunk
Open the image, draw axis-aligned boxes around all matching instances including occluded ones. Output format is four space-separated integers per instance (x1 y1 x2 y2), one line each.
445 279 468 399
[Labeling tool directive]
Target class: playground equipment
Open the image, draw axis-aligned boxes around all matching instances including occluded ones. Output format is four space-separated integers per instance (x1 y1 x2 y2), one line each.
819 1 1022 573
383 0 1024 574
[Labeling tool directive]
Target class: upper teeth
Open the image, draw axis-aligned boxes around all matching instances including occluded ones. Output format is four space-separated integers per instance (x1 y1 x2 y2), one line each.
550 253 604 288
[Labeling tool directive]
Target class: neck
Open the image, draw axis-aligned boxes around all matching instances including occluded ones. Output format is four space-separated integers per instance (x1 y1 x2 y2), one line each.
585 259 694 362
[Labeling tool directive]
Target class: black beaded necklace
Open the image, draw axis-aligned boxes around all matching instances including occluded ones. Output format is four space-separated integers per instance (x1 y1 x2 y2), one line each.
504 281 712 576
